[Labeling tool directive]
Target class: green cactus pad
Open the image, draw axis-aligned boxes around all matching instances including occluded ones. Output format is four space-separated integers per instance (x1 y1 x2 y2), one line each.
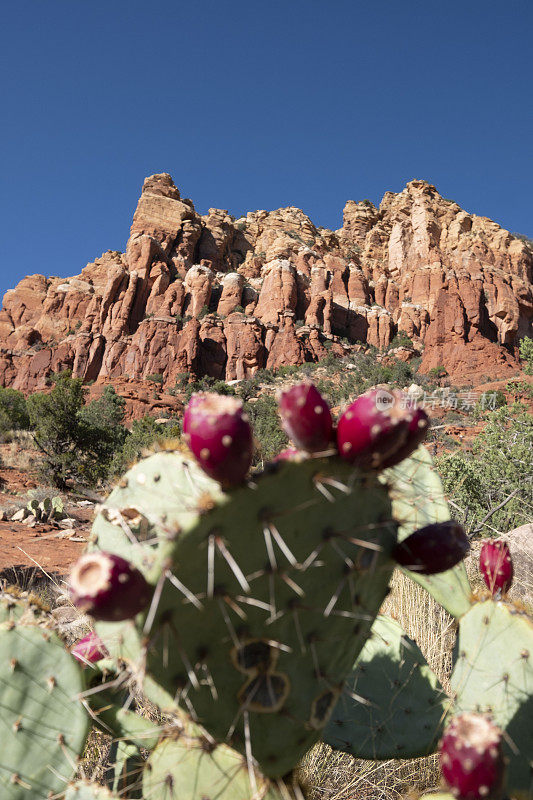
383 446 472 618
65 781 118 799
52 495 64 517
0 624 90 799
450 600 533 799
144 735 297 800
92 449 397 777
324 614 449 759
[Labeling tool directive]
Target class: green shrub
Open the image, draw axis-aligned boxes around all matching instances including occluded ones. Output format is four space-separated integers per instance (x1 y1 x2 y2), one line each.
27 373 126 488
0 387 29 434
389 332 414 349
436 404 533 534
244 396 288 465
110 416 182 477
519 336 533 375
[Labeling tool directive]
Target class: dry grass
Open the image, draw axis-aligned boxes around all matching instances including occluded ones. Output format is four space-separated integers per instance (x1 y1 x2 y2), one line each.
298 570 457 799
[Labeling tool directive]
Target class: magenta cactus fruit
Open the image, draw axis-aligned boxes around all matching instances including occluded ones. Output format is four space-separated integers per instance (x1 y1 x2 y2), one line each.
278 382 333 453
440 713 505 800
182 393 253 487
273 446 304 462
479 539 514 596
336 388 412 469
381 396 430 467
69 552 152 621
71 632 109 665
393 520 469 574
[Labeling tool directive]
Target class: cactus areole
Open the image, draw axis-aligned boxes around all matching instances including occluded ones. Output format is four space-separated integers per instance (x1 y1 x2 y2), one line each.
479 540 514 596
440 713 505 800
278 382 333 453
182 392 253 486
336 388 427 469
69 552 152 621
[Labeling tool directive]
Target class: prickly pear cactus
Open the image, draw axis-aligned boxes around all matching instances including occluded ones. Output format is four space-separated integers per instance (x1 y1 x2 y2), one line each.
0 622 90 798
383 446 472 617
450 600 533 799
324 614 449 759
90 448 397 777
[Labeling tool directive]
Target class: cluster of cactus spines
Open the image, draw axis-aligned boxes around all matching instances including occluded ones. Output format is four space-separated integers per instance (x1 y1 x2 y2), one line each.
182 392 253 486
278 382 333 453
393 520 470 575
70 551 152 621
0 620 89 798
324 614 449 760
479 540 514 596
439 713 505 800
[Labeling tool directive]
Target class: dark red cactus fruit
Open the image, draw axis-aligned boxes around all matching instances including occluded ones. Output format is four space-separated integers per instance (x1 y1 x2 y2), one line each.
182 393 253 487
380 393 430 467
393 521 470 574
278 383 333 453
440 713 505 800
71 632 109 665
69 552 152 622
336 388 411 469
479 539 514 596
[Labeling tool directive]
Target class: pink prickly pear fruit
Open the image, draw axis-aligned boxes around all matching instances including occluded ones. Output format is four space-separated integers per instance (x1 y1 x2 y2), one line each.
393 521 469 574
69 552 152 622
182 393 253 487
273 447 305 462
71 632 109 665
182 392 205 436
479 539 513 596
440 713 505 800
380 393 430 467
336 388 411 469
278 383 333 453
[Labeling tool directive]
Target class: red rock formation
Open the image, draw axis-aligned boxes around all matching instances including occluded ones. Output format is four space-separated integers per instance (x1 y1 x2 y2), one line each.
0 173 531 402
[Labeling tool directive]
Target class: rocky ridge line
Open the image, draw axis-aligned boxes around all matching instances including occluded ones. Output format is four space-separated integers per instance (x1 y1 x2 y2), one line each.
0 173 531 393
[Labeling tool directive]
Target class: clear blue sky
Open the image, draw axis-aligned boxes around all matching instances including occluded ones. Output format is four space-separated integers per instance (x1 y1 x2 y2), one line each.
1 1 531 300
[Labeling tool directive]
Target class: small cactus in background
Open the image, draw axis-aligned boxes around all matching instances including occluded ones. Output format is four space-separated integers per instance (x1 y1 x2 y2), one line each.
479 539 513 596
439 713 505 800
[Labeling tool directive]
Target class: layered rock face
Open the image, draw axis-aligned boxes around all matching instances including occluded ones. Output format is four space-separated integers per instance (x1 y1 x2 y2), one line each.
0 174 531 392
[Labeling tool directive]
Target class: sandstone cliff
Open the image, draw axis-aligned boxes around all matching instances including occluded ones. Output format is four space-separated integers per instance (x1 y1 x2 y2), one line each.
0 174 531 392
